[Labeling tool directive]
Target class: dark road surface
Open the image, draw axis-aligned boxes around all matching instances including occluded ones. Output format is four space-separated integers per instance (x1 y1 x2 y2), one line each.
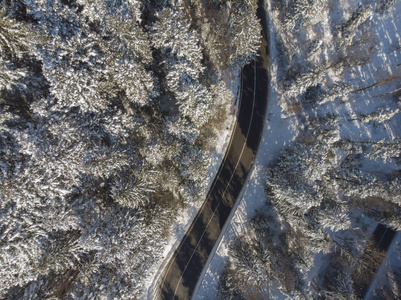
373 223 396 252
158 2 269 299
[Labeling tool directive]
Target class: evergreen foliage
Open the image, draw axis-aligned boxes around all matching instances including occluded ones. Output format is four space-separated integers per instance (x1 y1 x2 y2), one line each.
0 0 261 298
219 0 401 297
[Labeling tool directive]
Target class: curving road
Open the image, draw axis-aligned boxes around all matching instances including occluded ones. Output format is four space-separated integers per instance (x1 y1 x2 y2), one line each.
158 1 269 299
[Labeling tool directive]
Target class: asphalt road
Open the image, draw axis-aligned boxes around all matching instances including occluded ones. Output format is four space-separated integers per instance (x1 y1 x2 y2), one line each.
158 2 269 299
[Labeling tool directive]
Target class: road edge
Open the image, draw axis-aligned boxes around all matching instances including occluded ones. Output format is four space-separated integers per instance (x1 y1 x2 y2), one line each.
142 63 243 300
191 0 272 298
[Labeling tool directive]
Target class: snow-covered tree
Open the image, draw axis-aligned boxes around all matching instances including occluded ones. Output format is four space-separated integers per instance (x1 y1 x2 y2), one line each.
360 107 400 124
0 0 243 297
376 0 396 14
316 266 356 300
265 138 339 217
110 169 156 209
23 0 81 38
150 4 215 129
219 213 302 298
264 130 401 264
0 58 26 90
151 5 204 73
337 4 373 49
0 11 37 59
227 0 262 67
369 138 401 162
283 0 329 31
315 83 353 105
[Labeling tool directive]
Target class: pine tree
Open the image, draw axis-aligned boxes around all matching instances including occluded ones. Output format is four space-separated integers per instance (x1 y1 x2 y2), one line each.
0 11 37 60
0 0 238 297
227 0 261 67
360 107 400 124
337 4 373 49
0 58 26 90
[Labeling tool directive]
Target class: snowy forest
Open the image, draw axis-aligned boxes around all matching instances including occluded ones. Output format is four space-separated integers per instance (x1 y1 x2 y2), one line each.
218 0 401 299
0 0 261 298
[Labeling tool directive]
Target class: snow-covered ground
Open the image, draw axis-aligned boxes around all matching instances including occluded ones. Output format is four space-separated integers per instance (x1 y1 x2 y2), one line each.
196 0 401 298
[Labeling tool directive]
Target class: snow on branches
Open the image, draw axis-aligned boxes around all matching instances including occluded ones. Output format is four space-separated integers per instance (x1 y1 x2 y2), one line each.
0 0 247 297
